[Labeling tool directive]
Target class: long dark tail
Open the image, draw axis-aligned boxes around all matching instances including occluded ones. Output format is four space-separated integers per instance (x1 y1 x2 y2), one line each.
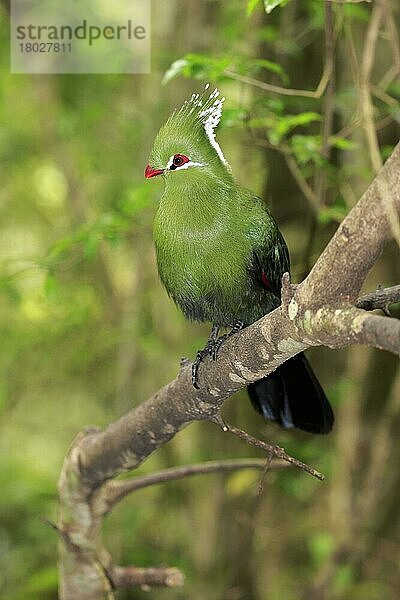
247 353 334 434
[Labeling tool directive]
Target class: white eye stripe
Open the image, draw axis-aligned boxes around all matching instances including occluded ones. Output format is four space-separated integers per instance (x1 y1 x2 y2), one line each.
166 154 205 171
174 160 205 170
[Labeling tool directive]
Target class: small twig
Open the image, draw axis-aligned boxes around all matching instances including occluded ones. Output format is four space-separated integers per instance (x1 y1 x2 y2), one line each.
344 17 360 91
313 0 335 209
111 565 184 589
300 215 318 281
179 356 191 369
226 425 325 481
223 65 331 99
101 458 288 512
375 113 397 132
284 154 321 215
377 179 400 249
356 284 400 313
333 117 361 142
258 453 273 496
41 517 59 532
360 0 385 173
370 83 399 107
210 412 229 431
43 517 116 598
41 518 81 554
280 271 296 311
383 0 400 77
378 64 400 91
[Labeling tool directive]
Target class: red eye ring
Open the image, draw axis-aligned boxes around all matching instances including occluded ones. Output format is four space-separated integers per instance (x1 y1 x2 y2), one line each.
171 154 189 169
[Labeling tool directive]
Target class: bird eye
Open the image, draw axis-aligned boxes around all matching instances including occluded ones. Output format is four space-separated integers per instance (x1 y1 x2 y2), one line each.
171 154 189 169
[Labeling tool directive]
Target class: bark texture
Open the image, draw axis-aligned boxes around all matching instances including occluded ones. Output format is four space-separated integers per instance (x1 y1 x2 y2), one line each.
58 143 400 599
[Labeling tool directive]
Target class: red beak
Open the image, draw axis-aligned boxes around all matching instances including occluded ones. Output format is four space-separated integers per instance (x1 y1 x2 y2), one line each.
145 165 164 178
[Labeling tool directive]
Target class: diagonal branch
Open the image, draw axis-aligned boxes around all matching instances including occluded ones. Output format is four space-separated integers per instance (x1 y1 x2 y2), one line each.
359 0 385 174
356 284 400 312
73 142 400 487
58 142 400 599
225 425 325 481
296 142 400 307
100 458 288 514
71 304 399 499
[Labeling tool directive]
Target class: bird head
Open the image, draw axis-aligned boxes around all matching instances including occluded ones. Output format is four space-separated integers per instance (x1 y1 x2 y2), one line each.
144 86 230 181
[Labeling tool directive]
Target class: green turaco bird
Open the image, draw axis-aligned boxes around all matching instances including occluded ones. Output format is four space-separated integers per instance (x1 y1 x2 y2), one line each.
145 86 334 434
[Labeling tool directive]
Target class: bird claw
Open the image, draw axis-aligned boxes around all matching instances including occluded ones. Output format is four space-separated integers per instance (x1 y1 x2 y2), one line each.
191 321 244 388
192 351 205 388
211 338 223 361
192 343 217 387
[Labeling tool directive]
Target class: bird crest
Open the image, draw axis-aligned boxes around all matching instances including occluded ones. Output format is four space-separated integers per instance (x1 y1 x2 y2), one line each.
166 85 227 165
147 85 231 175
151 86 227 167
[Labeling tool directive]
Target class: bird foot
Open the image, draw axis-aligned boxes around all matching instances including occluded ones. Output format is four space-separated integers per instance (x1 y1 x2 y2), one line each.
191 321 244 388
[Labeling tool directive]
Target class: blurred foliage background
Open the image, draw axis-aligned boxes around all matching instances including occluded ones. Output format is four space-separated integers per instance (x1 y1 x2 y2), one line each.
0 0 399 598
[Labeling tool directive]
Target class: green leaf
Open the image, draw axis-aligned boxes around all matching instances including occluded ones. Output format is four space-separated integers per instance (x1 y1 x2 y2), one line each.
319 194 350 224
264 0 291 14
242 57 288 83
381 144 395 161
285 112 322 127
220 107 248 128
162 59 188 86
163 53 289 87
247 116 277 130
344 3 370 22
263 97 285 114
290 134 324 165
162 54 231 85
328 136 358 151
246 0 260 16
249 110 321 145
272 113 321 144
306 0 326 30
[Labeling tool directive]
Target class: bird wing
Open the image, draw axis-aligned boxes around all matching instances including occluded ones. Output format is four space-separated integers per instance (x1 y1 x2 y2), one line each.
250 200 290 299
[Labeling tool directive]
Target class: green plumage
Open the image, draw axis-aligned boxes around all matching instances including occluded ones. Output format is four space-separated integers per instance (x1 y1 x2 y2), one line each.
154 180 288 325
149 88 289 327
145 87 334 435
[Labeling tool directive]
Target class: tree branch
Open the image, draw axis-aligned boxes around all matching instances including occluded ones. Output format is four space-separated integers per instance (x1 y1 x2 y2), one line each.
101 458 288 514
296 142 400 306
356 284 400 313
58 142 400 599
359 0 384 174
110 566 184 589
225 426 325 481
313 0 335 210
223 65 331 99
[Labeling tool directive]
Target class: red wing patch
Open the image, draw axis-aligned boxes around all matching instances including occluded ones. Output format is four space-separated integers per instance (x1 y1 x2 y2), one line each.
261 270 274 292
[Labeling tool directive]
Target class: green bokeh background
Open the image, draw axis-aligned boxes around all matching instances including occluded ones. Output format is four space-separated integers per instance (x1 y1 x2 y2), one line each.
0 1 399 598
